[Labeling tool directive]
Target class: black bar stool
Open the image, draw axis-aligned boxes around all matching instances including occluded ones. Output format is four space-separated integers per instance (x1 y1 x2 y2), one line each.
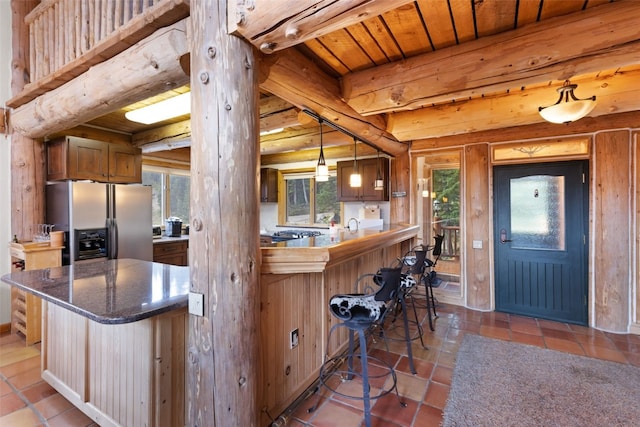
310 267 406 427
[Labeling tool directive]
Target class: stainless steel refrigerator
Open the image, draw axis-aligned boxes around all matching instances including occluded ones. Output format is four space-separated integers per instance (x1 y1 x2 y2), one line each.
46 181 152 265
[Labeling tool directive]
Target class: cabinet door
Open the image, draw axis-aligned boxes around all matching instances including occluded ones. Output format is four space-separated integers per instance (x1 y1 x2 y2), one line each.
337 159 389 201
109 144 142 183
337 161 360 201
260 168 278 202
361 158 389 201
68 137 110 181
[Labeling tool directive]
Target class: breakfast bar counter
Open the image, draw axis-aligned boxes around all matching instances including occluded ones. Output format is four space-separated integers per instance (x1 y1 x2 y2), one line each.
1 259 188 427
261 223 419 274
258 223 419 425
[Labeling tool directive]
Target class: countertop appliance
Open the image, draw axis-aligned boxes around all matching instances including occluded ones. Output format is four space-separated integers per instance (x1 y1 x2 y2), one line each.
165 217 182 237
46 181 153 265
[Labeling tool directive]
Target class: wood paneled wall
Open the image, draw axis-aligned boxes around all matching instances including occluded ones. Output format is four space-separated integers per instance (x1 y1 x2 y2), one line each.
464 144 491 310
594 130 632 331
413 122 640 333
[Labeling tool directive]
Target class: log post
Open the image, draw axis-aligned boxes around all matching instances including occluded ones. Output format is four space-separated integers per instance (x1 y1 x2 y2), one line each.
188 1 260 426
11 0 43 242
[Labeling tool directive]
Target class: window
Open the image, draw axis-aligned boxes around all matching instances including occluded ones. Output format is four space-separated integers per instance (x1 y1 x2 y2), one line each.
284 174 341 226
142 166 190 227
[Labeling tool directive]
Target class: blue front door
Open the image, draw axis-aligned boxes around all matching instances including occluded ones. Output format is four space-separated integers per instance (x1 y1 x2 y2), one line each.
493 161 588 325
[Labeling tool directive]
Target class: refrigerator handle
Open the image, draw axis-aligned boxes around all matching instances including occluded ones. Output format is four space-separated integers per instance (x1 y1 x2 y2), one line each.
112 219 119 259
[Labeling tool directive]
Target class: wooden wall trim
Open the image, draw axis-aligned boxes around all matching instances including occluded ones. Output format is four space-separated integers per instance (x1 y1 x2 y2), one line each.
463 143 491 311
594 130 632 332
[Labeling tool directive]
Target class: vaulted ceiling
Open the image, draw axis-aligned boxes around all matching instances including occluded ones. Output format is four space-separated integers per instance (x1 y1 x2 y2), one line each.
39 0 640 161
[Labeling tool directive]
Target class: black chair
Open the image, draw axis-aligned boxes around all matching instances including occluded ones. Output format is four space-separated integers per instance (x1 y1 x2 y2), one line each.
311 267 406 427
387 246 429 374
399 235 443 332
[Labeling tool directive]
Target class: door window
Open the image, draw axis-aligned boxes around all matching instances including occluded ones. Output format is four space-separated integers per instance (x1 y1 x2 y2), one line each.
510 175 565 250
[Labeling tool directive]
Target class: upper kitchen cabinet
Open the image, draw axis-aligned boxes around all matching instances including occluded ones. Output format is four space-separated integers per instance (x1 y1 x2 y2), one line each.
46 136 142 183
260 168 278 203
337 158 389 202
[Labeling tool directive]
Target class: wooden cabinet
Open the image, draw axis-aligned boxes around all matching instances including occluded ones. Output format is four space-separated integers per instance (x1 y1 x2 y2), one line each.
260 167 278 202
153 239 189 266
47 136 142 183
337 158 389 201
9 242 63 345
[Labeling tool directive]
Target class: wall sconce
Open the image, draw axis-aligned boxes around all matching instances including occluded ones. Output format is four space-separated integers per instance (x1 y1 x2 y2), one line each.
349 137 362 187
125 92 190 124
538 80 596 124
374 150 384 190
315 119 329 182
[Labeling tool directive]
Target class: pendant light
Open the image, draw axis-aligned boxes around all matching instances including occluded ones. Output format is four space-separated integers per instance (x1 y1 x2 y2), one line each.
349 137 362 187
538 80 597 124
374 150 384 191
315 118 329 182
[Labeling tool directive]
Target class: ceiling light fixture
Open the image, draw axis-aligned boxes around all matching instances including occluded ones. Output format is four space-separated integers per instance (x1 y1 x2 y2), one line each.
125 92 191 125
374 150 384 191
350 137 362 188
316 119 329 182
538 80 596 124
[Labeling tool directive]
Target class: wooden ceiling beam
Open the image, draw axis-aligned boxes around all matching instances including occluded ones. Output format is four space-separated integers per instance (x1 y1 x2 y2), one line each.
258 48 407 156
261 143 378 166
389 68 640 141
261 128 352 155
260 109 300 133
411 110 640 151
343 1 640 116
229 0 414 53
9 20 189 139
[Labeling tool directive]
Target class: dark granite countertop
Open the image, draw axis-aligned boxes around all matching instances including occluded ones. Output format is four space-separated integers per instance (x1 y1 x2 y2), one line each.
1 258 189 325
152 235 189 244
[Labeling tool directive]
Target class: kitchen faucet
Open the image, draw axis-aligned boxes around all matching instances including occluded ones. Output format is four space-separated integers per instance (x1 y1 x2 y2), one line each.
347 218 359 232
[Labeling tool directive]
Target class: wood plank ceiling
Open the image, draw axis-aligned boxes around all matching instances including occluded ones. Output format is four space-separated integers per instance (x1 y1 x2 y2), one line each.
80 0 638 160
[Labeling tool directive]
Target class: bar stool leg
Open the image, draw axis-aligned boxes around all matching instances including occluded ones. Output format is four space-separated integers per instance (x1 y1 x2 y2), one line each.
357 328 372 427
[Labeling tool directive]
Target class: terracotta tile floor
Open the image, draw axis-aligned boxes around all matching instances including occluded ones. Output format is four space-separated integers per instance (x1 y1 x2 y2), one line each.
0 332 96 427
284 302 640 427
1 302 639 427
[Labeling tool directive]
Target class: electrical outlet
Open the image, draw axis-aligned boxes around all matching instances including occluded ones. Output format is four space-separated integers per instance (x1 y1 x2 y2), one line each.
290 328 299 349
188 292 205 317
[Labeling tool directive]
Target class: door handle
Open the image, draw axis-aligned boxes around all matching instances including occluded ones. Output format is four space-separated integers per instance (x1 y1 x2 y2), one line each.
500 228 513 244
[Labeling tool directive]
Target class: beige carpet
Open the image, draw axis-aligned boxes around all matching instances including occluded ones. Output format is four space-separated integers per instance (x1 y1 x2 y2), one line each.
442 334 640 427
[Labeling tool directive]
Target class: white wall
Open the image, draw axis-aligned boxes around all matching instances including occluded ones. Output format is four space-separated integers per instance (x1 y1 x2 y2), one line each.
0 1 12 324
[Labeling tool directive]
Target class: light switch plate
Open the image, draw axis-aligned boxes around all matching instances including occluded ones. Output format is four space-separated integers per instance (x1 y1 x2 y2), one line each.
472 240 483 249
189 292 205 317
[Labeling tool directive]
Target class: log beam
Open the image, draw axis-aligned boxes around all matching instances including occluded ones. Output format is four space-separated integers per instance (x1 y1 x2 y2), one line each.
389 67 640 142
230 0 414 53
258 48 407 156
261 141 378 165
10 0 43 243
343 0 640 116
9 19 189 139
188 0 259 425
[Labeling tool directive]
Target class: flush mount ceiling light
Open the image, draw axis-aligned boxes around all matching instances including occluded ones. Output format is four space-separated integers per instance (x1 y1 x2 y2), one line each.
538 80 596 124
315 119 329 182
374 150 384 191
125 92 191 125
350 137 362 188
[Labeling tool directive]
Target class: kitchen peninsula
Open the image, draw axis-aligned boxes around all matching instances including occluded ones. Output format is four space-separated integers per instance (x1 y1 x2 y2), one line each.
2 224 417 426
259 223 418 425
1 258 189 427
